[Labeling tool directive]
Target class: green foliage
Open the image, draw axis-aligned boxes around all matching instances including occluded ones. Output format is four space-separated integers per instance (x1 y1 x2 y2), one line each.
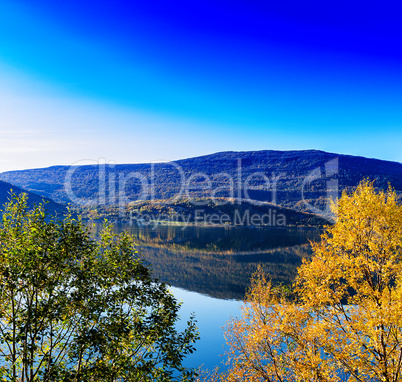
0 194 199 381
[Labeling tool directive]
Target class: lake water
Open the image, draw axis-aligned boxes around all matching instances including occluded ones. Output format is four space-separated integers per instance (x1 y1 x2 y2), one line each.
108 223 322 371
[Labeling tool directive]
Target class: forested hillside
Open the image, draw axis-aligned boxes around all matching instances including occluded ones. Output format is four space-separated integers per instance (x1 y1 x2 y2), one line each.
1 150 400 215
0 180 66 215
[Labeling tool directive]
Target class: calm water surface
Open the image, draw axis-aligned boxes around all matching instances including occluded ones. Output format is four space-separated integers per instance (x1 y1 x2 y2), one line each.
107 223 322 371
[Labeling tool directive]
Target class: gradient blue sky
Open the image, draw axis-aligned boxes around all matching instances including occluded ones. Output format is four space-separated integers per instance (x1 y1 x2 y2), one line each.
0 0 401 171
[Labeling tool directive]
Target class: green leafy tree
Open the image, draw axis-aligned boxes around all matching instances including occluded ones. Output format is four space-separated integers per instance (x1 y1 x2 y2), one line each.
0 194 199 381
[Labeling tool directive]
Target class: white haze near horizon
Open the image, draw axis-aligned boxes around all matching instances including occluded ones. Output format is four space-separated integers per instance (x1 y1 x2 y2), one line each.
0 67 401 173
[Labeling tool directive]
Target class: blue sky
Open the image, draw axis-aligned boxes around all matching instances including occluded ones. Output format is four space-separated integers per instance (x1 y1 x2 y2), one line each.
0 0 401 171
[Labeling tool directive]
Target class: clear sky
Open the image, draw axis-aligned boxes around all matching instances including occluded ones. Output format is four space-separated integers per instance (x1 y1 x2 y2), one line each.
0 0 401 172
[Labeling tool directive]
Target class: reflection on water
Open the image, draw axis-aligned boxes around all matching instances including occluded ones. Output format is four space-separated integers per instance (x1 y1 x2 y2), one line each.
91 222 322 370
107 223 322 300
171 286 242 371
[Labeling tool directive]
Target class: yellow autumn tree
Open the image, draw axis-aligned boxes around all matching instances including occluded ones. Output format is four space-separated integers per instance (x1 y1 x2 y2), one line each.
220 180 402 382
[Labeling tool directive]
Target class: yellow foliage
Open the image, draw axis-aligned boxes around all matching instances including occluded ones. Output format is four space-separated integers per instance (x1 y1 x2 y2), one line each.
218 180 402 382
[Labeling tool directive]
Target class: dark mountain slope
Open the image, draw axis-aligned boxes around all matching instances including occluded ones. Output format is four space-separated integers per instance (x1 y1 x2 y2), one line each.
0 180 66 216
0 150 400 216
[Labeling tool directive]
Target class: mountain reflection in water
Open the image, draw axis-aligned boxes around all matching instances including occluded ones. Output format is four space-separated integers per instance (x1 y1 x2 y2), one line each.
106 223 322 300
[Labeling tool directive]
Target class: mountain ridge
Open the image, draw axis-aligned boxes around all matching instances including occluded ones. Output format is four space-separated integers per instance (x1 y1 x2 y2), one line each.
0 180 67 216
0 150 401 218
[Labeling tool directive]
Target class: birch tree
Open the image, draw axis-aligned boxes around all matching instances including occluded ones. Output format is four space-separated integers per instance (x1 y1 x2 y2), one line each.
0 194 198 381
221 181 402 382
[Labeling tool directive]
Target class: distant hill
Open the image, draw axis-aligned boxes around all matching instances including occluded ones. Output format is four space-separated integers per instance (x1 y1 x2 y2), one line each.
77 197 328 227
0 180 66 217
0 150 401 220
